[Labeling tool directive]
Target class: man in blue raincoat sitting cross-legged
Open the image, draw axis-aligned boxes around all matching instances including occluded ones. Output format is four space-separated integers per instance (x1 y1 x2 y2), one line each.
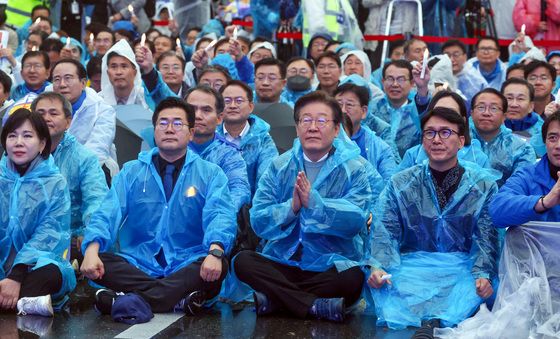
80 97 237 319
367 107 499 338
234 91 372 323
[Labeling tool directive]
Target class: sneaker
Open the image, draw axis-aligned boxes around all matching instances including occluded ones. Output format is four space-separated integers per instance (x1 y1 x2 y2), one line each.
16 295 54 317
94 289 124 315
253 291 274 316
16 315 53 336
309 297 345 323
174 291 204 316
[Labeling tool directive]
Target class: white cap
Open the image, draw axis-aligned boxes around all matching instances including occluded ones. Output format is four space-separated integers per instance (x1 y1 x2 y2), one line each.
248 42 277 59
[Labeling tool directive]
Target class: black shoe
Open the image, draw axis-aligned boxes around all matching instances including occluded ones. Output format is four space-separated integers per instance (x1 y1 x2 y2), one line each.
253 291 274 316
94 289 123 315
412 319 441 339
309 298 345 323
177 291 204 316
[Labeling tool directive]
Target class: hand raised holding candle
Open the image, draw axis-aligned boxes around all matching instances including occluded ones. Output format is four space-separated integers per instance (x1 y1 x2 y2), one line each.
135 41 154 74
412 61 430 97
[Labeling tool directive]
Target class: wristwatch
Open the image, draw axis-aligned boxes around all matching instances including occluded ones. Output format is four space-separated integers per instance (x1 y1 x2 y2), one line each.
208 248 224 259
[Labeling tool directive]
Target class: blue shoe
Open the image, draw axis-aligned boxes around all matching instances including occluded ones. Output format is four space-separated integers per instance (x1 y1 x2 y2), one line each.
174 291 204 316
309 298 345 323
94 289 124 315
253 291 274 316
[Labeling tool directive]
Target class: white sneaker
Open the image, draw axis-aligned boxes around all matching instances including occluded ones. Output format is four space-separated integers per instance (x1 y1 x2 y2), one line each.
17 295 54 317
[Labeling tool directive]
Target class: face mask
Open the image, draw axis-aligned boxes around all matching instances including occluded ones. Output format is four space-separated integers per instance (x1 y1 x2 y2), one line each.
287 75 311 92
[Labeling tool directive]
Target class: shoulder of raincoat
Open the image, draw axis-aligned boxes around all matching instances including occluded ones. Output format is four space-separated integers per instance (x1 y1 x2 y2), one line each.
81 148 237 277
143 69 180 111
490 153 560 227
362 125 397 183
0 155 75 300
370 160 499 280
69 87 117 163
250 137 372 272
191 134 251 211
52 133 108 236
456 63 488 109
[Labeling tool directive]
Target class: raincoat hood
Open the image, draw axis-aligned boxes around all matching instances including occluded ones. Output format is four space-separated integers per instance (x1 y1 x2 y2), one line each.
341 50 372 82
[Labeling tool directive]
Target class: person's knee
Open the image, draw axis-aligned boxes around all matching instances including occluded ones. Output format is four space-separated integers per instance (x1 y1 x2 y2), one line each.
232 250 257 279
341 267 365 304
40 264 63 293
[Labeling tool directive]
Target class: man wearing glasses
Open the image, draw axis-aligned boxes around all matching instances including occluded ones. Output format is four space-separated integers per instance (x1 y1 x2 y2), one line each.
218 80 278 196
234 91 372 323
367 106 499 336
11 51 50 101
467 37 507 91
81 97 237 318
254 58 289 105
363 59 430 159
469 88 536 187
442 39 488 110
525 60 557 118
156 51 189 101
281 57 315 105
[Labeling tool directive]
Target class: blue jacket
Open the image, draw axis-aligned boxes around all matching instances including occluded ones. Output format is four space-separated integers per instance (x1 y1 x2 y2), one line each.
52 133 108 237
456 64 488 110
250 137 372 272
280 87 313 107
370 161 499 280
490 154 560 227
470 125 536 187
0 156 75 300
505 113 546 157
10 82 51 101
363 95 422 158
217 115 278 196
189 134 251 211
81 148 237 277
398 139 491 171
469 59 507 91
352 126 397 184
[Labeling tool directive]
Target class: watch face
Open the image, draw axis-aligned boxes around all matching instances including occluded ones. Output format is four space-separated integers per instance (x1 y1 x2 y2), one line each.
210 249 223 258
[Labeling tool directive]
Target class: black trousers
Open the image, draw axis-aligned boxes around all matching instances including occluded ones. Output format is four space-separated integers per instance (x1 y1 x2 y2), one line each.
19 264 63 298
94 253 228 312
234 251 364 318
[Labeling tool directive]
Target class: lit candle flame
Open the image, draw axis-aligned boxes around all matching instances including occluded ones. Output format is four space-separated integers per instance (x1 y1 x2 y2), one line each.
128 4 134 15
186 186 196 197
233 26 238 40
89 33 94 45
521 24 526 35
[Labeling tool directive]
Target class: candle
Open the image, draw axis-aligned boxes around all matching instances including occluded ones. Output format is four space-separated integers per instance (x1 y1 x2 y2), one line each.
521 24 526 35
65 37 71 48
89 33 94 45
32 46 38 52
442 82 449 90
233 26 238 40
176 38 181 48
35 18 41 25
420 48 429 79
128 4 134 16
205 39 217 52
140 33 146 47
381 274 392 281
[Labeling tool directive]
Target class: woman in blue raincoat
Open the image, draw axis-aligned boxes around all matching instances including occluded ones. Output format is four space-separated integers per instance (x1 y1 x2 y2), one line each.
0 109 75 316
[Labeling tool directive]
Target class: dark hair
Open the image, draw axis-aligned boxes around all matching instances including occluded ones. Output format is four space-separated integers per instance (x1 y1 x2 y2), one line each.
403 38 426 55
96 27 115 43
334 83 370 107
156 51 186 71
316 51 341 68
542 111 560 143
382 59 413 79
199 65 232 82
106 52 136 70
52 58 87 80
86 55 103 78
427 90 471 145
115 29 134 42
294 91 343 125
22 51 50 70
0 70 12 94
145 28 161 39
524 60 557 82
34 15 52 27
28 30 48 42
0 8 6 26
442 39 467 55
421 107 466 137
186 27 202 35
476 36 500 50
133 37 155 54
471 88 508 113
501 78 535 101
85 23 108 37
31 92 73 118
213 38 230 55
286 56 315 74
324 40 340 52
40 38 63 53
185 85 225 113
220 80 254 102
506 63 525 78
152 97 195 129
254 57 287 79
1 108 51 159
388 40 405 56
154 35 176 50
31 5 50 18
195 37 213 51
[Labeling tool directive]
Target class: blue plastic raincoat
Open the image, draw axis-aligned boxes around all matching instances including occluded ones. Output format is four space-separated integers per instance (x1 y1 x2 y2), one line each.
216 115 278 196
467 58 507 91
505 113 546 157
367 161 499 329
250 137 372 272
0 156 76 300
470 124 536 187
490 154 560 227
52 133 108 237
351 125 397 184
189 134 250 211
398 140 491 171
81 148 237 277
363 95 422 158
456 63 488 110
280 87 313 107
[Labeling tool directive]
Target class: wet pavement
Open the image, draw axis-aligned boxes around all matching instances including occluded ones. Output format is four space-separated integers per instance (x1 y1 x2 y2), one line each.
0 282 417 338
